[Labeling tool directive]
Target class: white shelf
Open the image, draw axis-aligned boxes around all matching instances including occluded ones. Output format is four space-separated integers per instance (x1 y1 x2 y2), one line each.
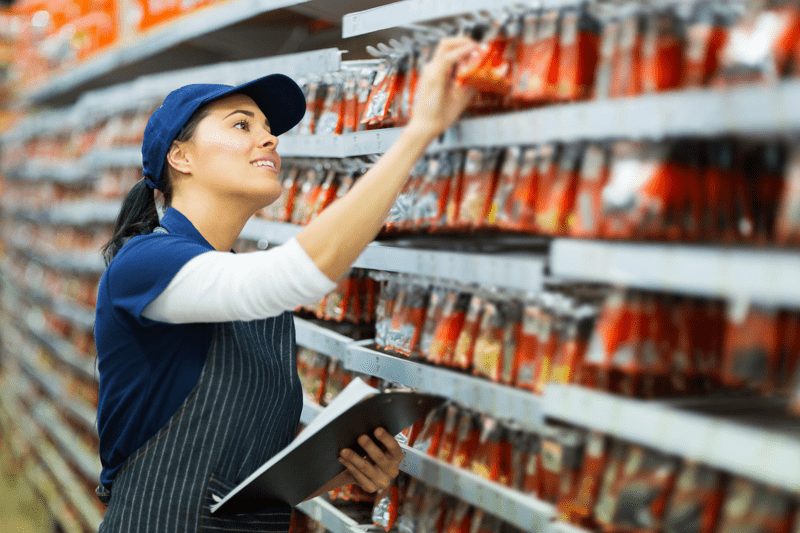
345 345 542 432
543 384 800 494
241 217 303 244
400 445 554 533
293 316 354 361
300 396 325 426
84 146 143 168
30 401 101 482
48 199 122 227
294 496 364 533
7 159 91 184
551 239 800 307
280 127 404 157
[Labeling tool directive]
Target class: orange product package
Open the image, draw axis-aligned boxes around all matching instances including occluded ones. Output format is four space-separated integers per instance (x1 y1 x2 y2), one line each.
412 403 447 457
451 295 485 370
638 295 674 399
537 143 584 236
316 76 345 135
716 478 795 533
414 152 454 231
486 146 522 229
444 150 467 229
290 167 323 225
608 291 646 397
362 55 406 129
457 148 503 229
514 299 545 391
497 146 540 232
716 2 800 85
343 67 376 134
745 142 786 245
296 348 328 405
436 404 461 464
693 299 726 391
559 431 610 528
556 4 601 102
610 9 648 98
508 429 531 490
593 19 622 99
536 426 564 503
553 428 587 514
579 289 629 391
662 462 725 533
428 291 472 366
384 53 411 128
307 169 340 223
683 2 730 87
372 475 407 532
450 411 482 469
641 7 685 93
297 78 323 135
721 303 782 393
386 283 429 357
512 8 561 105
531 143 561 233
668 297 705 395
442 501 474 533
472 300 507 382
457 17 515 96
375 277 400 349
324 275 354 322
570 143 611 238
399 46 425 127
702 139 737 242
260 165 299 222
418 286 446 359
776 141 800 245
470 417 508 482
383 281 409 353
777 311 800 394
550 302 598 386
386 158 428 234
510 10 541 106
532 294 562 395
321 359 352 406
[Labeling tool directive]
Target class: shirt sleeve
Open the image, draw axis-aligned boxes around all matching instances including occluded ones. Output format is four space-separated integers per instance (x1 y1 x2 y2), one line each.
106 233 212 328
142 237 337 324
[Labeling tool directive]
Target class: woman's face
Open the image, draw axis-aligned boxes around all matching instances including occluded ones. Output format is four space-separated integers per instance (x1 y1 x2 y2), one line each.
173 93 282 208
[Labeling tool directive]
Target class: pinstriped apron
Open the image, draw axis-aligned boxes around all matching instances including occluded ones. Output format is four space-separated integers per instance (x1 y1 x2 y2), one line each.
96 313 303 532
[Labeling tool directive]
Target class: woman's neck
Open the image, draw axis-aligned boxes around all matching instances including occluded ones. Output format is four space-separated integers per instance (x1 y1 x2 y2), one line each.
170 192 255 252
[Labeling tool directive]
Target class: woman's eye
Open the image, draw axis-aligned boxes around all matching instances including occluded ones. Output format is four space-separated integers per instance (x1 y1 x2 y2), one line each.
234 119 250 131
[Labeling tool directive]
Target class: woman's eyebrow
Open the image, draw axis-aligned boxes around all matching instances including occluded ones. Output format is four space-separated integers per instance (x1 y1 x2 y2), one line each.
224 109 270 127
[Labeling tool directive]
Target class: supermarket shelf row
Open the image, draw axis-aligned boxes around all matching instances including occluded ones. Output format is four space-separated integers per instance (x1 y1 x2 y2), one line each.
293 316 800 495
8 235 105 275
294 496 364 533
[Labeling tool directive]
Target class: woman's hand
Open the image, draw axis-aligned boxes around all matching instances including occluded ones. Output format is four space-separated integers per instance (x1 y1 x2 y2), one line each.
338 428 404 493
407 36 479 141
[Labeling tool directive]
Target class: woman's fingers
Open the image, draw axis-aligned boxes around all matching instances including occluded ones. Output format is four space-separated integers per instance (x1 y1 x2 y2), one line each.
337 428 404 493
338 453 382 492
338 448 391 492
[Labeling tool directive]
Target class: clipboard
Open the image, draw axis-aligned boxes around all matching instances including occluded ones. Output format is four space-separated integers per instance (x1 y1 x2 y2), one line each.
211 380 445 515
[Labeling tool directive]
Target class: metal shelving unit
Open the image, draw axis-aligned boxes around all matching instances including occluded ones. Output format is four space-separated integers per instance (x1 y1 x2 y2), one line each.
295 495 366 533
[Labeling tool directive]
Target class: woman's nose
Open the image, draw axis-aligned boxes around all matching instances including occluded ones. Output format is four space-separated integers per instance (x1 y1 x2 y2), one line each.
260 129 279 150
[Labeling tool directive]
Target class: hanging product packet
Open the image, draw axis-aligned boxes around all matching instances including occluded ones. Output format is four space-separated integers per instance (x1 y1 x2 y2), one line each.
457 148 503 230
499 146 540 232
414 153 452 231
672 140 705 243
776 141 800 245
472 300 516 382
570 143 611 238
384 279 409 352
457 16 515 95
537 143 584 236
507 429 531 490
361 59 394 129
550 301 598 386
593 440 630 529
609 291 645 397
271 165 301 223
554 428 587 516
559 430 611 528
469 417 505 482
641 7 685 93
661 462 724 533
513 8 562 105
384 53 411 129
444 149 467 229
442 501 474 533
533 294 564 394
428 290 472 366
532 143 562 233
716 1 800 84
397 284 431 357
418 286 446 359
296 348 328 405
450 411 482 469
510 10 541 106
683 1 730 87
638 294 673 398
375 276 399 349
537 426 564 503
667 297 703 395
397 479 426 533
747 142 786 245
399 43 428 127
716 477 795 533
610 9 648 97
580 289 629 391
372 475 408 532
316 75 345 135
413 403 447 457
451 295 486 371
721 302 782 393
324 275 352 322
292 166 326 225
487 146 522 229
388 158 428 233
343 67 377 134
593 19 622 99
297 77 323 135
321 359 352 406
499 301 523 385
436 403 461 464
514 297 546 392
308 168 340 223
556 3 601 102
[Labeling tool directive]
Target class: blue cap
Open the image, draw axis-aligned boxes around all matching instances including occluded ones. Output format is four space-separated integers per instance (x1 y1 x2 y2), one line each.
141 73 306 190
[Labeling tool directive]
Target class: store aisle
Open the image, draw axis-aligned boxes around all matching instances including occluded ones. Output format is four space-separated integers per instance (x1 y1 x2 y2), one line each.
0 442 53 533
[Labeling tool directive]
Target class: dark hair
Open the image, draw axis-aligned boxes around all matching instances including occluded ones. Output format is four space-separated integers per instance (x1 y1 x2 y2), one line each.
102 105 210 265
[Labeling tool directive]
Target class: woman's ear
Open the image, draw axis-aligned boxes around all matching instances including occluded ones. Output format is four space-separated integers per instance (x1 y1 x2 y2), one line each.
166 140 192 175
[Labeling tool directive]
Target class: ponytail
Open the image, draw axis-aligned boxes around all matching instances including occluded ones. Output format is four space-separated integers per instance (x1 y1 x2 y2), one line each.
102 180 160 265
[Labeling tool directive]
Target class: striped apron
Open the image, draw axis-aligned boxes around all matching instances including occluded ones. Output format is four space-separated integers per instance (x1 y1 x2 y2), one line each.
96 313 303 532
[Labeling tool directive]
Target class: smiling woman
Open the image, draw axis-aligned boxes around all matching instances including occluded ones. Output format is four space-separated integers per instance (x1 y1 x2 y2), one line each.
93 36 479 533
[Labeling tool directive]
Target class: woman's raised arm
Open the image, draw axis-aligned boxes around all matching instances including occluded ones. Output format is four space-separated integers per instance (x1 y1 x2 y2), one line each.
296 36 478 281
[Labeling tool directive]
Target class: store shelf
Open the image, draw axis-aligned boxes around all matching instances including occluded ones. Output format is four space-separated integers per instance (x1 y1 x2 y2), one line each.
301 396 325 425
84 146 143 169
294 316 354 361
24 463 84 533
30 401 101 482
6 159 92 184
345 345 543 432
400 444 554 533
241 217 303 245
280 127 404 157
543 384 800 494
550 239 800 307
295 496 364 533
47 198 121 227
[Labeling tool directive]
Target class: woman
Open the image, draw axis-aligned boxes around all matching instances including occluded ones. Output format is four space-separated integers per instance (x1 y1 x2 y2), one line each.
94 36 477 532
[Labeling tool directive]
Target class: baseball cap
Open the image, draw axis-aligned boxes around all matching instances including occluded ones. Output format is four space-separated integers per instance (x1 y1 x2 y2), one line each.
141 73 306 190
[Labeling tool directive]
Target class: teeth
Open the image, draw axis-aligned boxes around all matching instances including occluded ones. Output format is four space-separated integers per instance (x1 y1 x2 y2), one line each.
252 160 276 169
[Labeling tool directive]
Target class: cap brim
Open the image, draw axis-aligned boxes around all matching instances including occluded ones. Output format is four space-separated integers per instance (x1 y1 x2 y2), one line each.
227 74 306 137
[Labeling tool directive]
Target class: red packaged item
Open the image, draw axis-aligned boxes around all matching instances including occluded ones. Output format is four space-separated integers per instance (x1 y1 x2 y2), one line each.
500 302 523 385
560 431 610 527
580 289 629 391
443 501 474 533
570 144 611 238
510 11 540 106
487 146 522 229
470 418 508 482
297 348 328 405
508 429 531 490
716 2 800 84
361 60 394 129
512 8 561 105
667 297 703 395
716 478 795 533
722 303 782 393
594 440 631 529
641 7 685 93
429 291 472 366
308 169 340 222
532 143 561 233
472 301 507 382
399 46 424 127
297 78 322 135
593 20 622 99
683 2 730 87
436 404 461 464
412 403 447 457
498 146 540 232
450 411 482 469
533 294 562 394
451 295 485 371
419 286 446 360
317 76 345 135
776 142 800 245
745 142 786 245
388 283 429 357
514 299 545 391
537 143 583 236
291 167 325 225
457 148 503 229
343 67 377 134
469 510 502 533
414 153 453 231
662 462 724 533
610 292 646 397
520 432 542 495
444 151 466 229
554 429 587 515
321 359 352 406
537 426 563 503
638 295 673 398
375 277 400 349
384 53 411 129
556 4 601 101
702 140 738 242
550 302 598 386
610 10 647 98
388 158 428 233
777 311 800 394
324 276 353 322
372 475 408 532
457 17 514 95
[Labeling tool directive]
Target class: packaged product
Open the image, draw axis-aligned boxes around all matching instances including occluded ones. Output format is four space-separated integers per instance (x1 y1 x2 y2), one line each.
559 430 610 527
722 303 781 393
414 153 453 231
308 169 340 222
397 479 426 533
609 292 645 397
638 294 672 398
683 2 730 87
537 426 564 502
553 428 587 514
450 411 482 469
641 7 685 93
694 299 726 391
413 403 447 457
669 140 705 242
444 150 466 228
533 294 562 394
512 8 561 105
321 359 352 406
297 78 322 135
776 141 800 244
532 143 562 233
514 298 546 391
375 276 400 349
383 53 411 129
521 431 542 495
662 462 724 533
451 295 486 370
296 348 328 404
487 146 522 228
260 166 299 222
716 2 800 84
291 167 325 225
388 158 428 233
497 146 540 232
470 417 506 482
500 301 523 385
316 76 345 135
398 47 422 127
550 302 598 386
580 289 629 391
418 487 448 533
570 143 611 239
457 17 515 95
716 477 795 533
343 67 377 134
473 300 521 383
556 3 601 101
436 403 461 463
508 429 531 490
388 283 430 357
324 275 354 323
457 148 503 229
745 142 786 244
610 10 647 97
537 143 584 236
442 501 474 533
593 20 622 99
372 475 408 531
668 297 703 394
418 286 446 359
510 11 541 105
361 60 393 128
428 290 471 366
